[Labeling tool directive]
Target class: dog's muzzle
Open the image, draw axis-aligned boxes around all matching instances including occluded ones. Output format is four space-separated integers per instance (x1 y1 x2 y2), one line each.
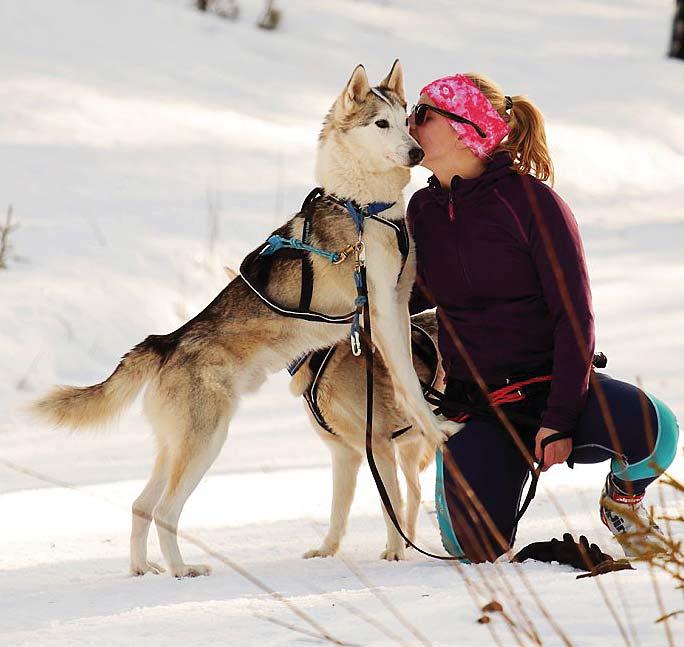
408 147 424 166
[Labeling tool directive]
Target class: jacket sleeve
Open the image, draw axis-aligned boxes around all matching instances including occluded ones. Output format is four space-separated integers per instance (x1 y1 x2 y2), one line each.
527 181 595 434
406 193 437 315
408 270 436 314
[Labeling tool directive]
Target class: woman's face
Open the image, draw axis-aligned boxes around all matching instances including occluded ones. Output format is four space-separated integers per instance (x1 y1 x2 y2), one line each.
409 94 468 169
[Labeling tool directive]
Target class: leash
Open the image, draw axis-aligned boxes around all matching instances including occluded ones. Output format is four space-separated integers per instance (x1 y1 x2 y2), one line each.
353 248 468 560
277 194 457 558
243 186 444 553
247 186 567 559
421 376 574 525
348 223 559 557
423 375 565 524
362 338 571 558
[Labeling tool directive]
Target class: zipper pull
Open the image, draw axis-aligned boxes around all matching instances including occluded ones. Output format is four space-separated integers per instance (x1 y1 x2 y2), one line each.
448 194 455 223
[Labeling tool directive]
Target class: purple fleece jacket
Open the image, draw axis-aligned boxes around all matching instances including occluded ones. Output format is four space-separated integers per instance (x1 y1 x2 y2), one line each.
407 152 595 434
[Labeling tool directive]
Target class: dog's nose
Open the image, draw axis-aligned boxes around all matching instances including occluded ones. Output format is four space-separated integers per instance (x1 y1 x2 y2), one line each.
409 147 424 164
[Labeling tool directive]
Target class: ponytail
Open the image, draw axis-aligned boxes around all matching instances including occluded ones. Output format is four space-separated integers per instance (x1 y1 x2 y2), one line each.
505 95 554 184
465 74 554 185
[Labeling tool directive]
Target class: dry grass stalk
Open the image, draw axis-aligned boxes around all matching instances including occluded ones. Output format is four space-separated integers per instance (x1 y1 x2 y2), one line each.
0 205 18 270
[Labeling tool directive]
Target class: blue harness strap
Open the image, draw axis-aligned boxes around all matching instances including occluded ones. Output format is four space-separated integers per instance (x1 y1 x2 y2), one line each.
240 189 403 336
259 196 396 263
343 199 396 234
259 234 341 263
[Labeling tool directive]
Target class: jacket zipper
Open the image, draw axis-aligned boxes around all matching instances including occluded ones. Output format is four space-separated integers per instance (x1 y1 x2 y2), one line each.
449 192 471 286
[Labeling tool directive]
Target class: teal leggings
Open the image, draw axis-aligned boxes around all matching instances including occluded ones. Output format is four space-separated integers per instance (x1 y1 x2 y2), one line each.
435 372 680 562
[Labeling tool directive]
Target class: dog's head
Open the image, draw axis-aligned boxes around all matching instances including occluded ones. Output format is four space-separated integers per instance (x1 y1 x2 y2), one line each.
320 60 423 171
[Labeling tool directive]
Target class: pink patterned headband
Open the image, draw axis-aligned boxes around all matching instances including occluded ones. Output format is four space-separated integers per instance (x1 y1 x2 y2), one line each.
419 74 510 160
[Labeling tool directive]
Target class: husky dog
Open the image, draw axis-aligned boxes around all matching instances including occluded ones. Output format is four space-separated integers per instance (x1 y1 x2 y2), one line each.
292 310 443 561
30 60 459 578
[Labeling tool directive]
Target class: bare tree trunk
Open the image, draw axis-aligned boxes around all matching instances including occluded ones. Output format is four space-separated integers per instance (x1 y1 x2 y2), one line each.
0 205 17 270
669 0 684 60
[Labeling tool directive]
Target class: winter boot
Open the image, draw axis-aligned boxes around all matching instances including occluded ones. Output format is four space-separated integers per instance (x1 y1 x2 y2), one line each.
599 475 668 559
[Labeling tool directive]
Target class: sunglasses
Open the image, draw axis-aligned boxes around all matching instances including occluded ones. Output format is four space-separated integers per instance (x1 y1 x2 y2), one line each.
411 103 486 139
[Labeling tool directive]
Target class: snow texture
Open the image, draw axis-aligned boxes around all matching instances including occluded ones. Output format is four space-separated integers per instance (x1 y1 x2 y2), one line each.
0 0 683 645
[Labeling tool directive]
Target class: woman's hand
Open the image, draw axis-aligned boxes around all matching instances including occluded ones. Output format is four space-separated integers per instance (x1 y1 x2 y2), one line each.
534 427 572 472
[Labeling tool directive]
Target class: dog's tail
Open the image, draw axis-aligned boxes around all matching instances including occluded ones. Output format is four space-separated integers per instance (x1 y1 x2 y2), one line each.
29 340 161 430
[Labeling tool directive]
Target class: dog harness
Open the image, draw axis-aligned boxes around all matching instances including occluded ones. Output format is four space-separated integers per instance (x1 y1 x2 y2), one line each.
290 322 440 440
239 187 410 354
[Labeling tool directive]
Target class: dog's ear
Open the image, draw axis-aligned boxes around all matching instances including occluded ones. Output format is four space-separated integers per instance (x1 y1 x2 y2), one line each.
379 59 405 104
343 64 371 111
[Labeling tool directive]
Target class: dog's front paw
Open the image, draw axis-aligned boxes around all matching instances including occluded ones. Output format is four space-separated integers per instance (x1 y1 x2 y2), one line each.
303 545 337 559
380 545 407 561
425 426 448 446
438 417 464 440
130 560 166 576
421 417 463 447
171 563 211 578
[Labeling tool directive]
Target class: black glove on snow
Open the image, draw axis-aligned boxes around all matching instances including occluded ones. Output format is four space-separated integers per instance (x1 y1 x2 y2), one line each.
512 533 634 578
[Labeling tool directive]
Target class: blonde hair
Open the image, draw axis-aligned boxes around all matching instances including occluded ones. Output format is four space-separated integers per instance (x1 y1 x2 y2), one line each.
465 73 554 185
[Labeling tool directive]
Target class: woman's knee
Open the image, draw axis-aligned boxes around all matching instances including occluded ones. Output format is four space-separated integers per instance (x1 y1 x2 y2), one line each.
580 375 679 477
611 389 679 482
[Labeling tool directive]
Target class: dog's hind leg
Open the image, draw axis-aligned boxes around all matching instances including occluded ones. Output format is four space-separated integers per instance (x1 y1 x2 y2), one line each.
373 439 407 561
303 439 362 559
397 438 423 544
154 421 228 578
130 446 170 575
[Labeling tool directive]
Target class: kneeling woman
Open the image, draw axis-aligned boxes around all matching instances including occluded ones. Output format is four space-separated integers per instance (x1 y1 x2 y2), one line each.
406 73 679 561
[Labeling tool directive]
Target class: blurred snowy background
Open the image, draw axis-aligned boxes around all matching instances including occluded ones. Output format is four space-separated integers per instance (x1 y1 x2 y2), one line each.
0 1 683 645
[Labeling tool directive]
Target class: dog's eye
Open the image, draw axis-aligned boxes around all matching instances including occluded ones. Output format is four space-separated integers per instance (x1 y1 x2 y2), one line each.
405 117 409 127
375 119 389 129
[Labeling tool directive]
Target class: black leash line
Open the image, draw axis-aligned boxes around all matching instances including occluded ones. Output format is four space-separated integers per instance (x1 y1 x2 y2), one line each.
359 267 461 561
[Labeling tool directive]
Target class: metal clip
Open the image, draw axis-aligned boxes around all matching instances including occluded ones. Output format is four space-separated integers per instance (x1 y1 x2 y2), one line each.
353 242 366 272
356 238 366 265
351 330 362 356
332 243 356 265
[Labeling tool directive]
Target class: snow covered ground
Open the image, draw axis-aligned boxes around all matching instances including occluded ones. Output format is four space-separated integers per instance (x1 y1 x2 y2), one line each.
1 0 683 645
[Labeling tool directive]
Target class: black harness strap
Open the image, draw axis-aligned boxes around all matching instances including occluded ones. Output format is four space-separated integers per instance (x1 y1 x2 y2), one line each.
302 346 337 436
297 188 321 312
239 188 408 326
389 425 413 440
367 213 410 280
298 322 440 442
410 324 439 377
